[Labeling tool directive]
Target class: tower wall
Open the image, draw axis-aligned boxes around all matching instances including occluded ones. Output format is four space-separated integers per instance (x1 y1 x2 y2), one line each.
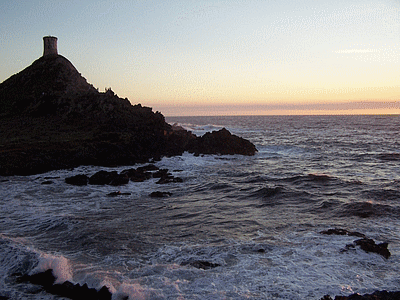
43 36 58 56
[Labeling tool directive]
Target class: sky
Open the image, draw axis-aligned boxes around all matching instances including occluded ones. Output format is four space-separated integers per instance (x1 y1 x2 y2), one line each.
1 0 400 116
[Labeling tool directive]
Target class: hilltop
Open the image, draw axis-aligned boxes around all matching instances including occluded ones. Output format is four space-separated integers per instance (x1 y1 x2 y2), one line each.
0 51 256 175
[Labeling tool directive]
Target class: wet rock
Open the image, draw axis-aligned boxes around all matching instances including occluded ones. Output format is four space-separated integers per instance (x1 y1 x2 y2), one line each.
121 168 152 182
137 164 159 172
149 191 172 198
186 128 257 156
17 269 112 300
17 269 55 287
321 228 390 259
152 169 182 184
89 171 118 185
346 238 391 259
182 261 221 270
109 173 129 186
320 228 366 238
65 174 88 186
152 169 169 178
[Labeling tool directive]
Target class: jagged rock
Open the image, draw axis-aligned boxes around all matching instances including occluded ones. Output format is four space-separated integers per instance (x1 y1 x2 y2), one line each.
89 171 118 185
346 238 391 259
65 174 88 186
151 168 182 184
17 269 55 287
121 168 152 182
186 128 257 156
16 269 112 300
320 228 366 238
321 228 390 259
137 164 159 172
152 169 170 178
149 191 172 198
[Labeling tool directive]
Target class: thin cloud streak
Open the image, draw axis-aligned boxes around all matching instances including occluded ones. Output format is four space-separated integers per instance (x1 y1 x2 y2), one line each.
334 49 379 53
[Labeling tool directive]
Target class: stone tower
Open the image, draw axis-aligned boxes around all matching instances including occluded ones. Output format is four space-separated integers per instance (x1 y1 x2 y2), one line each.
43 36 58 56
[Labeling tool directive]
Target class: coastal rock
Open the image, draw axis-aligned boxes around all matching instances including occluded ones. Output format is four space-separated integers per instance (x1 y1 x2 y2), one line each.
346 238 391 259
152 169 169 178
89 171 118 185
121 168 152 182
109 173 129 186
152 169 183 184
149 191 172 198
17 269 112 300
321 290 400 300
65 174 88 186
137 164 159 172
186 128 257 156
320 228 366 238
0 44 257 176
321 228 390 259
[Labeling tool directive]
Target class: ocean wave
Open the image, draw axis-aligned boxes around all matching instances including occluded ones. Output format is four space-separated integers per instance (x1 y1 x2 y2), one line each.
362 188 400 202
338 201 400 218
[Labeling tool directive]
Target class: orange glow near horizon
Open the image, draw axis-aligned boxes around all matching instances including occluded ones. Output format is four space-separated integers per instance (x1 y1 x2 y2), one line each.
129 85 400 116
146 101 400 117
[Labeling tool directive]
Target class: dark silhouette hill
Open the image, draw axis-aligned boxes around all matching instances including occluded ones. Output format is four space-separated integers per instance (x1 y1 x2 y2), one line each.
0 52 256 175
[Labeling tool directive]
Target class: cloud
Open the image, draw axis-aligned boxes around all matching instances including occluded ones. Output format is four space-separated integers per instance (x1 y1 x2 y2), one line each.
334 49 379 53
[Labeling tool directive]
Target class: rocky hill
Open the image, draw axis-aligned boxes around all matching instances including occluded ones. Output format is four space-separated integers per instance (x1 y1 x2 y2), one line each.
0 53 256 175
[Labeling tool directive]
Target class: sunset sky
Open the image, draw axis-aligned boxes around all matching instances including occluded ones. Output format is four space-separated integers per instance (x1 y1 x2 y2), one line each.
1 0 400 116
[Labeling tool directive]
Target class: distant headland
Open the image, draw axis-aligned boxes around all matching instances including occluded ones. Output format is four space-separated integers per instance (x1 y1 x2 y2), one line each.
0 37 256 175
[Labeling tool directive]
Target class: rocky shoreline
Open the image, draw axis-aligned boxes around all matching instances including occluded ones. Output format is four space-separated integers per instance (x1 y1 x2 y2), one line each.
0 54 256 176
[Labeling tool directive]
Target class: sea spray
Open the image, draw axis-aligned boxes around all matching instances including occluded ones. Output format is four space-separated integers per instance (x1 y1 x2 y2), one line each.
30 253 72 284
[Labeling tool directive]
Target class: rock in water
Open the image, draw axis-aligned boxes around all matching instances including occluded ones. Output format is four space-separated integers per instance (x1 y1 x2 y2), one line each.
321 290 400 300
350 238 391 259
65 174 88 186
17 269 112 300
186 128 257 156
149 191 172 198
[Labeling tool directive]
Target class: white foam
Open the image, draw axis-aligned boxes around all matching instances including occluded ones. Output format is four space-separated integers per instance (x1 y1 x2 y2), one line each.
30 253 73 284
113 282 162 300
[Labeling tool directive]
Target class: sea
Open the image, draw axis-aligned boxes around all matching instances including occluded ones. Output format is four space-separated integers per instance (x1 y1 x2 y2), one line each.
0 115 399 300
